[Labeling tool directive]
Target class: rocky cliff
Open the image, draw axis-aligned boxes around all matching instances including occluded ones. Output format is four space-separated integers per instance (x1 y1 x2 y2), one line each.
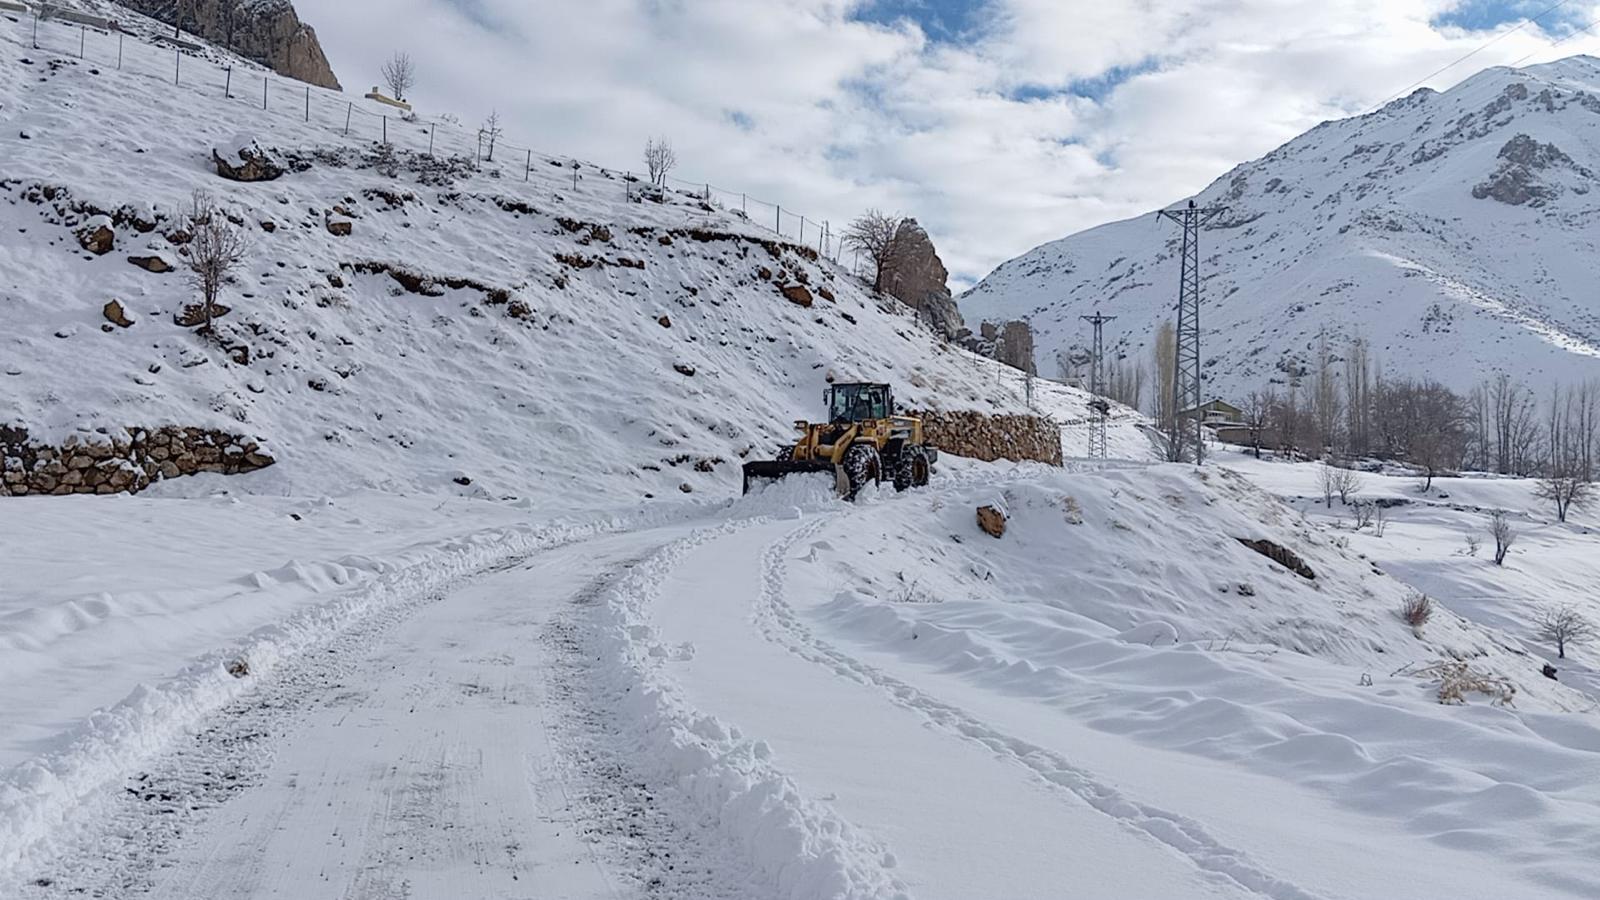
117 0 341 90
882 219 965 338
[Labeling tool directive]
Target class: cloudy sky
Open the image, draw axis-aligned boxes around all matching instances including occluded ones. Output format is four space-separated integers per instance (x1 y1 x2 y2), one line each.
310 1 1600 289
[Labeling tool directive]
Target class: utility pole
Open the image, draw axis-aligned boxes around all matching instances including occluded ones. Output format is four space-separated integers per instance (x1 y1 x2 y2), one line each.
1157 200 1226 464
1080 312 1117 460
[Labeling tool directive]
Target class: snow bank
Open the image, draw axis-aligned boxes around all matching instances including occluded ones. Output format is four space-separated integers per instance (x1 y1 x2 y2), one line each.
592 522 908 900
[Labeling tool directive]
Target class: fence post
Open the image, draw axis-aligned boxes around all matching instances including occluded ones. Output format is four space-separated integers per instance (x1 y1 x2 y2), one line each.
799 217 806 243
117 33 123 69
343 101 352 136
262 76 268 110
304 86 310 122
741 193 746 214
624 171 630 201
704 183 710 201
224 66 231 98
79 24 85 58
382 115 387 144
427 123 435 157
775 205 781 234
571 162 578 190
174 48 180 84
819 221 826 255
524 149 531 182
31 9 38 48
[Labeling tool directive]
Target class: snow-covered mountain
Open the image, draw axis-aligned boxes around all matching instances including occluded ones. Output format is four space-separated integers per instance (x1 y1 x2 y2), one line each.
962 56 1600 399
0 12 1107 504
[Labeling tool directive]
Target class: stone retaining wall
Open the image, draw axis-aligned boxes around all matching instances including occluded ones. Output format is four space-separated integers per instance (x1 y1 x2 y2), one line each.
0 426 275 497
913 410 1063 467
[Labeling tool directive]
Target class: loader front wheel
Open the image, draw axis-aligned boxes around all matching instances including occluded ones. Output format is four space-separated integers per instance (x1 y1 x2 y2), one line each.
895 445 930 491
841 444 881 500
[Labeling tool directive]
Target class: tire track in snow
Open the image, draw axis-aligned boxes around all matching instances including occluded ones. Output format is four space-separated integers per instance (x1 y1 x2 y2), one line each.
750 513 1333 900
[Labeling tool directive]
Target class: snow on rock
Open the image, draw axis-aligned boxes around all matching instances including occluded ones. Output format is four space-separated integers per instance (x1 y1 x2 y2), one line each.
962 55 1600 399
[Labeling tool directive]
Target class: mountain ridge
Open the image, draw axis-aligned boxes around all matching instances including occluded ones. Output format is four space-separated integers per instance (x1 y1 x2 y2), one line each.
961 54 1600 400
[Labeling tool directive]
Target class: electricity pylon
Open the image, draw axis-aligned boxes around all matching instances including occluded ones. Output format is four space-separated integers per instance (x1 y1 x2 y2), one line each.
1157 200 1226 464
1080 312 1116 460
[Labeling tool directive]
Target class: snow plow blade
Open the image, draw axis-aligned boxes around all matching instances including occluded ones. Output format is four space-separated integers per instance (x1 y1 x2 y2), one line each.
741 460 847 496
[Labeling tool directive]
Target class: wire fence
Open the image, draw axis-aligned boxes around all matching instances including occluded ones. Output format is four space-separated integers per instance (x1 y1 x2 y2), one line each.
9 8 864 267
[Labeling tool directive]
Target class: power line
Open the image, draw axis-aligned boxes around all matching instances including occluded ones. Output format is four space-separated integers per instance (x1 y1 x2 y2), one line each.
1367 0 1576 112
1505 8 1600 68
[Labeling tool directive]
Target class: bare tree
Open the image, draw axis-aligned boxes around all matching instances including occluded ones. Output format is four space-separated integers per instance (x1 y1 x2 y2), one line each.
1536 474 1592 524
1488 509 1517 566
1537 605 1595 659
1106 356 1145 410
1312 327 1342 453
1242 387 1275 459
1541 380 1596 522
480 110 503 162
184 190 247 335
1332 462 1362 504
381 51 415 101
643 136 677 186
1344 335 1372 458
1352 500 1377 530
1153 322 1180 460
1318 462 1339 509
842 209 905 293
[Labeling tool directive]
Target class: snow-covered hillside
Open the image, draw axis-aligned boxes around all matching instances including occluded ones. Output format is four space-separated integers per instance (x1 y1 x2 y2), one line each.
962 56 1600 398
0 12 1101 505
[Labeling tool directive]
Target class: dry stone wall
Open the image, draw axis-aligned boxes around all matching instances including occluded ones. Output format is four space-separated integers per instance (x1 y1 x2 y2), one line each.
913 410 1063 467
0 426 274 497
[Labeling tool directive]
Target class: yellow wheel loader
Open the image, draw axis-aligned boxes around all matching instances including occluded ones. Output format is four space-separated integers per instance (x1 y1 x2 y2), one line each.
743 382 936 500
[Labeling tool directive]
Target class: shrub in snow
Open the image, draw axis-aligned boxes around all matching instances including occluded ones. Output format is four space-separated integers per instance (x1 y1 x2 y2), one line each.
1408 660 1516 706
1400 592 1433 635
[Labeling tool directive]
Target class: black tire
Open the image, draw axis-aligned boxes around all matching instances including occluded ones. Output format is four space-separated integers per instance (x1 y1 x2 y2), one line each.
841 443 881 500
895 445 930 489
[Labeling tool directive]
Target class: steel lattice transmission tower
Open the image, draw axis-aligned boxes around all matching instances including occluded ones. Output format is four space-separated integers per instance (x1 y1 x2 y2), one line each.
1157 200 1226 464
1080 312 1116 460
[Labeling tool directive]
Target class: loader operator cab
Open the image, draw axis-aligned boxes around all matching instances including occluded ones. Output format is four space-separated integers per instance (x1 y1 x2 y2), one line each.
826 383 892 424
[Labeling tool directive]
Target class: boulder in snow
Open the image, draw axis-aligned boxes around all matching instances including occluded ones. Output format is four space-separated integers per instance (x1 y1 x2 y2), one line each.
77 217 114 255
976 505 1007 538
102 300 133 328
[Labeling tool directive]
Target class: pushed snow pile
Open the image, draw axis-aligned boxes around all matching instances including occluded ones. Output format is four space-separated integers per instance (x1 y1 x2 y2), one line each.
0 21 1106 504
591 523 909 900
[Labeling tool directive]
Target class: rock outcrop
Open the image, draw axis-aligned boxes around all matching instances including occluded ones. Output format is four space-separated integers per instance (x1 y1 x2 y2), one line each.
882 219 965 338
1472 133 1595 207
1 425 275 496
956 319 1037 374
119 0 341 90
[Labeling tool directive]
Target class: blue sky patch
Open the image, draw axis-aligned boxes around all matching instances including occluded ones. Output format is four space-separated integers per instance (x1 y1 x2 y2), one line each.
1432 0 1586 34
1008 58 1161 104
851 0 992 43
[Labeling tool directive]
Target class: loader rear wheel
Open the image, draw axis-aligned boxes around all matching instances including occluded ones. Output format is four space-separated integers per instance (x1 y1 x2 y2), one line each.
776 445 794 462
895 445 930 491
841 444 881 500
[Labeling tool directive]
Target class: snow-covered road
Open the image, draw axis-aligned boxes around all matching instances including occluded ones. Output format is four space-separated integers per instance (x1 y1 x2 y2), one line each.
9 467 1600 899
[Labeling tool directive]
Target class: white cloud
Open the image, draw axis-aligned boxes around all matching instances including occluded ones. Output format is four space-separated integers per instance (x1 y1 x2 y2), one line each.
309 1 1600 289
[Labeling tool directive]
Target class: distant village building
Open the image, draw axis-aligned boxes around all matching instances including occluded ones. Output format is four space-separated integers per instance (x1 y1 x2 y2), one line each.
1179 398 1243 427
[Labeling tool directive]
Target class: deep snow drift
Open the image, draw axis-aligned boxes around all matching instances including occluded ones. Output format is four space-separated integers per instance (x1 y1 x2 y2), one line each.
962 55 1600 397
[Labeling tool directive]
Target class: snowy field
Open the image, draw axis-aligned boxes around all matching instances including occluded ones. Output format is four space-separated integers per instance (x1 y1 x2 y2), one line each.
5 7 1600 900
